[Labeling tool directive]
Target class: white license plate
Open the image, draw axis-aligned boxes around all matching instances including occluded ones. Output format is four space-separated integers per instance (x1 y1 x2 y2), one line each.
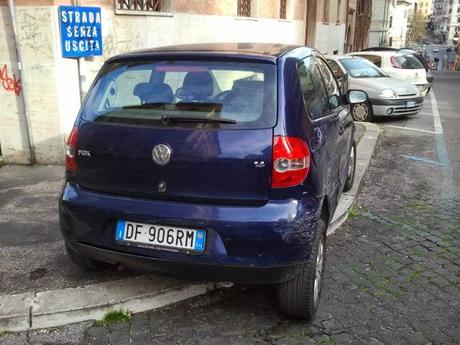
406 101 416 107
115 220 206 252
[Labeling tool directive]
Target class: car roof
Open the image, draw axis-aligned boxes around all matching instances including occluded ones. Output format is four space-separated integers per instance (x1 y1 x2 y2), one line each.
325 54 364 60
350 51 408 56
362 47 398 51
108 43 306 63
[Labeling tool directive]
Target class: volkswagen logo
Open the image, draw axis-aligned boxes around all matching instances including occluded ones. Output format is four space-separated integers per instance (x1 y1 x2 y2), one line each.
152 144 172 165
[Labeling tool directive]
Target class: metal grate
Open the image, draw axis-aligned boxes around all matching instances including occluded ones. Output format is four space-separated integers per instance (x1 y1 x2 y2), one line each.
237 0 251 17
280 0 287 19
116 0 162 12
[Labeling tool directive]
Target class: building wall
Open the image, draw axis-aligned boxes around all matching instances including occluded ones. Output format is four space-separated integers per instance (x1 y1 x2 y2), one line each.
369 0 391 46
0 6 30 163
313 0 348 54
0 0 306 164
388 1 414 48
416 0 432 19
0 4 70 164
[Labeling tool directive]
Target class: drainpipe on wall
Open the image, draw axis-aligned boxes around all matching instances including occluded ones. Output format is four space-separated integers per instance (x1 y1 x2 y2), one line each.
7 0 36 164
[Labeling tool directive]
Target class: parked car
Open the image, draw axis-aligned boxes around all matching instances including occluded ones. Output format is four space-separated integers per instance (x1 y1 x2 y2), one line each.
59 43 366 319
350 51 430 96
326 55 423 122
361 47 433 92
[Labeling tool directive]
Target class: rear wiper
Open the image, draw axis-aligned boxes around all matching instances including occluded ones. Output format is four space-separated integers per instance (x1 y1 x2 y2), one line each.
161 115 236 124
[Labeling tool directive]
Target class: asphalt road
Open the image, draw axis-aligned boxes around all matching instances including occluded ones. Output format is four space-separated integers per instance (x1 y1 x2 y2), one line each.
0 166 135 294
1 72 459 344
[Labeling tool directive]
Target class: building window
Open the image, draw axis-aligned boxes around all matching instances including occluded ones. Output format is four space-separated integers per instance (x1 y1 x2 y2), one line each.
238 0 251 17
323 0 330 23
280 0 287 19
116 0 163 12
389 16 393 28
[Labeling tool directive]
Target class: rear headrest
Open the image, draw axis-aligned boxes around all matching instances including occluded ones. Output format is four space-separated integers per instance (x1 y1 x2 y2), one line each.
133 82 174 104
181 71 214 100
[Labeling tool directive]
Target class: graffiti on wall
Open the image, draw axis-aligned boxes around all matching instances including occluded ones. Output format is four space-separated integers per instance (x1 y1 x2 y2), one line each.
0 64 21 96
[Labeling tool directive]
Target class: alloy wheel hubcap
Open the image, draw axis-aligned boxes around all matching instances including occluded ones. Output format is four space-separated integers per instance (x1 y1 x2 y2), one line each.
353 103 368 121
314 239 324 306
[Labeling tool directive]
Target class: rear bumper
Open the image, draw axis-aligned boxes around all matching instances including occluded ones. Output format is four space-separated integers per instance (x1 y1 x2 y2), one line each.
66 239 303 284
59 182 323 283
370 97 424 116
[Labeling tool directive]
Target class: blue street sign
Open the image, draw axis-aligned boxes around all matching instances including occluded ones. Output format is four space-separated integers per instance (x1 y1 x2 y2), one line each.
59 6 103 58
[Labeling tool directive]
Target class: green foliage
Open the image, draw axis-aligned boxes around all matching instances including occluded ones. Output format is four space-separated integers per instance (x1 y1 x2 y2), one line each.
348 207 360 218
94 309 132 326
406 10 428 45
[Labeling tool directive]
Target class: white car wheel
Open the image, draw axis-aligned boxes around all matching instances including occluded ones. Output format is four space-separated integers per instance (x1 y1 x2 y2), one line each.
352 102 372 122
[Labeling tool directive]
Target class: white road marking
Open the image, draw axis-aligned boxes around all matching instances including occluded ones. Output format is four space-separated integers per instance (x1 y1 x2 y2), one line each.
384 125 438 134
383 92 443 135
430 91 443 134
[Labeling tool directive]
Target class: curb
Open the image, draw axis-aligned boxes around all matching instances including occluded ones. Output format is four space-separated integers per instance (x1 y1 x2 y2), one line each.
327 122 380 236
0 123 380 333
0 276 215 332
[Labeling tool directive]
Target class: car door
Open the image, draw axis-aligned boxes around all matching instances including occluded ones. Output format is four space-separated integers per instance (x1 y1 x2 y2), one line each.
315 55 354 189
296 55 342 209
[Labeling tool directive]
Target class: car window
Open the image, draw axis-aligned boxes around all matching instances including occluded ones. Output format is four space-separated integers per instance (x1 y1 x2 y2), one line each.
339 58 386 78
316 57 341 96
326 59 345 79
356 54 382 68
316 57 342 109
391 55 424 69
297 56 330 120
81 61 277 129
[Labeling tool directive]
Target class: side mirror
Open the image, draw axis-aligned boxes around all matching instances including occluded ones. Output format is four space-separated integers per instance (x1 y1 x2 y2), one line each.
329 94 341 109
346 90 368 104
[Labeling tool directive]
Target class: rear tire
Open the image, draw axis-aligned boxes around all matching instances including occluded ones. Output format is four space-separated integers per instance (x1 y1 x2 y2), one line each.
343 144 356 192
277 218 327 319
351 102 374 122
65 244 110 271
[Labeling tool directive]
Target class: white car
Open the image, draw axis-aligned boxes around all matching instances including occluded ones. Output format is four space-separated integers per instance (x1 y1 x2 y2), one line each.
326 55 423 122
349 51 430 96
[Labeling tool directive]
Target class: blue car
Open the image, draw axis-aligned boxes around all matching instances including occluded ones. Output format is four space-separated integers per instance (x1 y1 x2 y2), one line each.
60 43 365 319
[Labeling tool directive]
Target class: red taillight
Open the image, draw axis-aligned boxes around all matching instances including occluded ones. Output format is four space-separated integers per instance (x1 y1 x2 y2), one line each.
271 136 310 188
390 56 401 69
65 127 78 172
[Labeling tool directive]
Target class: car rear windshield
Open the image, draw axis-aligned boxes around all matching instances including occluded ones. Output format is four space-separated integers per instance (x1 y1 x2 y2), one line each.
80 60 277 129
392 55 424 69
339 58 386 78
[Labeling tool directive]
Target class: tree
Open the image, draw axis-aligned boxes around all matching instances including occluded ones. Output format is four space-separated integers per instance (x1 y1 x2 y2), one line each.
406 9 427 45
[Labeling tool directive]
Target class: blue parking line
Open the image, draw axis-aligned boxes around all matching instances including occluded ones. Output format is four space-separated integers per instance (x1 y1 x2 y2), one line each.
400 155 447 167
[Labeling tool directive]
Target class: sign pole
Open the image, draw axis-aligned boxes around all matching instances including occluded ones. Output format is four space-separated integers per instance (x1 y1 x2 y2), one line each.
73 0 84 104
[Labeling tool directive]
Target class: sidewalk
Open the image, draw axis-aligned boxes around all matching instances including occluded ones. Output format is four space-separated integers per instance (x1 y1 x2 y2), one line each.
0 123 378 332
